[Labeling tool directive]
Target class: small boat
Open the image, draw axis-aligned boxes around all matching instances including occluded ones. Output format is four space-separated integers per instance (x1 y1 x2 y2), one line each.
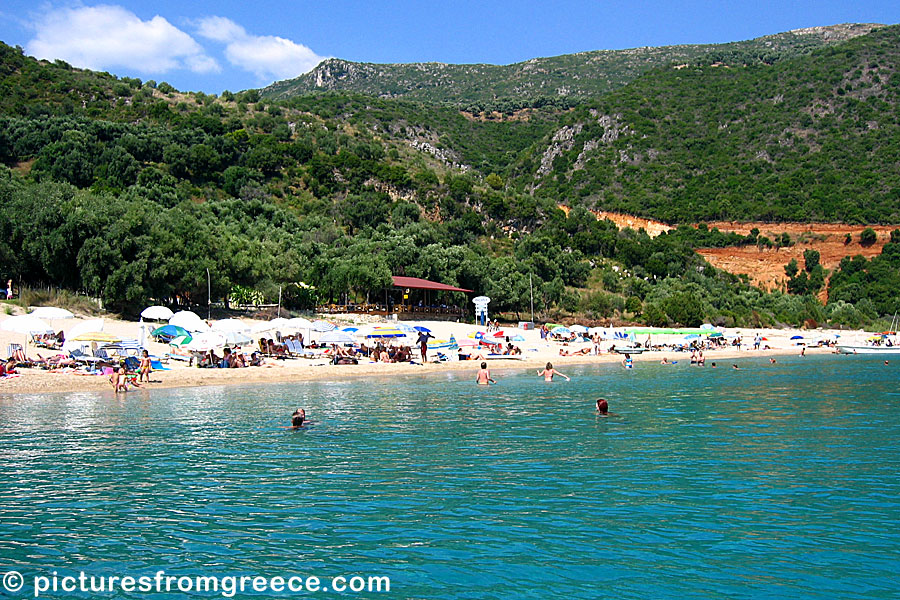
612 345 646 354
836 344 900 355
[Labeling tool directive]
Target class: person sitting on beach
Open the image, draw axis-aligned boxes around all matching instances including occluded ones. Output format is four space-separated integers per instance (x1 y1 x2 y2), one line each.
291 408 306 429
249 352 263 367
476 362 496 385
537 362 570 382
0 358 15 377
137 349 152 382
379 349 391 363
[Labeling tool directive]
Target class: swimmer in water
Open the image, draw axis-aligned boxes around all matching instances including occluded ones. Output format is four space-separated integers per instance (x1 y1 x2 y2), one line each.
291 408 306 429
770 358 777 364
537 362 570 382
596 398 620 417
476 362 495 385
622 353 633 369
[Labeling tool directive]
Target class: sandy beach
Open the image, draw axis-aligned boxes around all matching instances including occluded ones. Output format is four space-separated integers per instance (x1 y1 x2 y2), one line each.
0 309 864 395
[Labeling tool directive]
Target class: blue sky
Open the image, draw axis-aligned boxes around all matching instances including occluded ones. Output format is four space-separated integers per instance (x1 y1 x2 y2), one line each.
1 1 898 94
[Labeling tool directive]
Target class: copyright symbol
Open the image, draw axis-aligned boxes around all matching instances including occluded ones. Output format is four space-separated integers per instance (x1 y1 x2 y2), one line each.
2 571 25 593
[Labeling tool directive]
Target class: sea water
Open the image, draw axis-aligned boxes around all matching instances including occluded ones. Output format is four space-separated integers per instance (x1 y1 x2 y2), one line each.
1 354 899 599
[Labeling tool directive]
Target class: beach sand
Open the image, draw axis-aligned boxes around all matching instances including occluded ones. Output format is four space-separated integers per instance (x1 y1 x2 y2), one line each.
0 310 865 395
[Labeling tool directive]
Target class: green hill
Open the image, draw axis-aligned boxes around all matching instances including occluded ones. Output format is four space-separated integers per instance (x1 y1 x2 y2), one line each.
262 24 881 111
515 24 900 224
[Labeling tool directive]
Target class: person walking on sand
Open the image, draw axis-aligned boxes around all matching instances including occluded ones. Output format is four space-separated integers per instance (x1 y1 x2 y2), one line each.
537 362 570 382
476 362 496 385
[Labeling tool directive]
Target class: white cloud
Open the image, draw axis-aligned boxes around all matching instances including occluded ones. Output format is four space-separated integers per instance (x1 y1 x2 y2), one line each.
195 16 325 83
25 5 219 74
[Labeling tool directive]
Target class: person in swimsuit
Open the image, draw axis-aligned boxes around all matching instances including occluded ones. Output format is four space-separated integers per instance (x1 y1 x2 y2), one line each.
537 362 570 382
291 409 306 429
596 398 609 414
476 362 495 385
137 349 152 383
622 353 633 369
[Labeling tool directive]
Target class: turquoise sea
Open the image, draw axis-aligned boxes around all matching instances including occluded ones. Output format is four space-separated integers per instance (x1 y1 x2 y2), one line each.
2 354 899 599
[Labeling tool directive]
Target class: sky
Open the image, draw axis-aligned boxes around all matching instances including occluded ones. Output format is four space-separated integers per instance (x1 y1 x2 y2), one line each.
0 1 898 94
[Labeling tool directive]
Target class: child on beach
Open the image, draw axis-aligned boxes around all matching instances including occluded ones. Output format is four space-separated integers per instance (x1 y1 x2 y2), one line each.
137 349 152 383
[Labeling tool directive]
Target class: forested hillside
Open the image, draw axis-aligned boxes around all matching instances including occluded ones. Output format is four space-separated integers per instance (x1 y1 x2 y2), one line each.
263 24 880 113
1 25 899 328
518 25 900 224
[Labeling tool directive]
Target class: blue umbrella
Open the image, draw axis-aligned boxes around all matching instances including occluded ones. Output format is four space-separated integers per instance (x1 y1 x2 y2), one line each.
790 335 804 340
413 326 432 333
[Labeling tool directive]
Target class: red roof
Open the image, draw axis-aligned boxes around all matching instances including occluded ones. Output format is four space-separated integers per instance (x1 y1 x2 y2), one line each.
391 276 473 293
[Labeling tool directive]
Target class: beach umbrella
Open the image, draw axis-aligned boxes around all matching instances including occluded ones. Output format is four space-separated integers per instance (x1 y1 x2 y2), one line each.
364 326 405 338
312 320 336 332
212 319 250 333
684 334 700 340
457 338 480 347
169 335 192 347
253 317 291 333
220 331 254 346
3 315 53 335
700 323 715 330
430 335 459 350
319 330 357 345
570 324 589 334
287 317 313 329
141 306 174 321
68 319 105 339
341 326 359 333
184 332 226 352
151 324 191 338
551 326 571 335
3 315 54 355
71 332 121 343
708 332 723 338
790 335 804 340
29 307 75 320
511 334 525 342
413 326 432 333
169 311 210 332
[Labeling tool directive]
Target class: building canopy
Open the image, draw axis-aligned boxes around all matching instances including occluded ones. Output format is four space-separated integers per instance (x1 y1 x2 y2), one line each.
391 276 473 293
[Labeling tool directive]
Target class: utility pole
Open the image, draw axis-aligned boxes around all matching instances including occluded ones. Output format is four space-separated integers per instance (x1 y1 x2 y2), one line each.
206 268 211 320
529 273 534 323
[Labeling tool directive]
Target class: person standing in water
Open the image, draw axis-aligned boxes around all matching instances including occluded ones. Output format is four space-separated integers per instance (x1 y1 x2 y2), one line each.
476 362 496 385
622 353 634 369
291 409 306 429
537 362 570 382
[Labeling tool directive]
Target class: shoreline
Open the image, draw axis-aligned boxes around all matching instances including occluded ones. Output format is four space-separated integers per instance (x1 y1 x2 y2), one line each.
0 344 839 396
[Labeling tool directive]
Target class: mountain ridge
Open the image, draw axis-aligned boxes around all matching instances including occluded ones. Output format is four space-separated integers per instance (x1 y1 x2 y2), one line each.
262 23 884 109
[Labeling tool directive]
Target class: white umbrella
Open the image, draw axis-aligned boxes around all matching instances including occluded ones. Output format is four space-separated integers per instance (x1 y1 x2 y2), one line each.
312 320 336 332
570 324 589 334
184 332 226 352
212 319 250 333
3 315 53 356
251 317 290 334
67 319 105 339
286 317 313 329
169 311 210 332
221 331 254 346
2 315 53 334
319 330 357 345
29 307 75 320
141 306 174 320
